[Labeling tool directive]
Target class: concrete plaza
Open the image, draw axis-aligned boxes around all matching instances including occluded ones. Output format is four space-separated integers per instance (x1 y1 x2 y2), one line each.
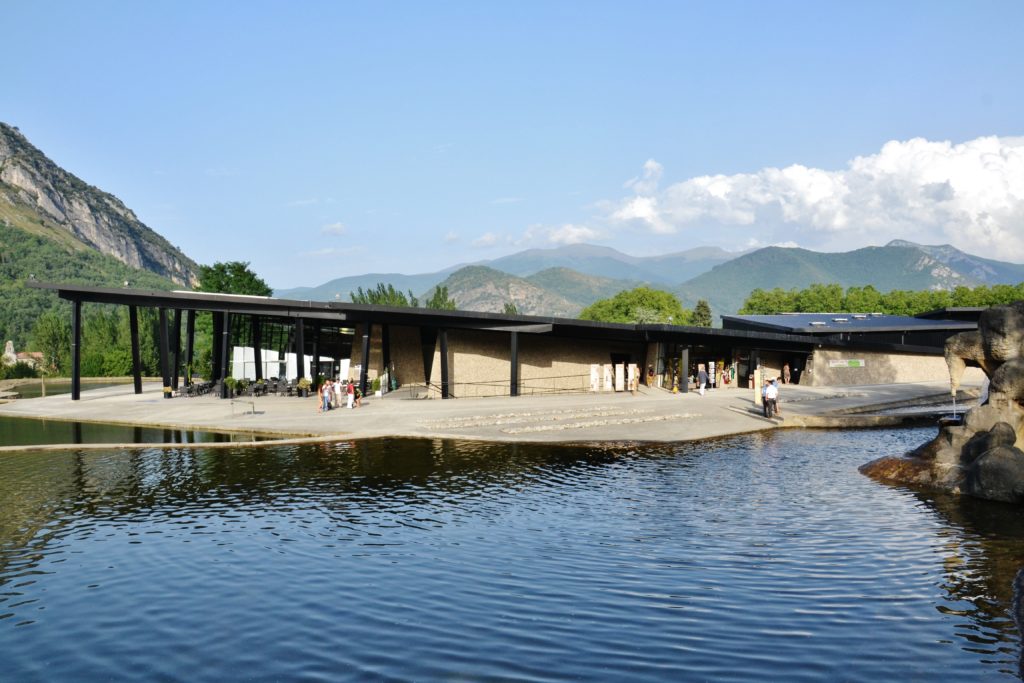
0 379 979 450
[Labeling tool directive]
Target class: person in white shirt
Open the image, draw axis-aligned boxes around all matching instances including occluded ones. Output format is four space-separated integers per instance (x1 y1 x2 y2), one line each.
764 379 779 417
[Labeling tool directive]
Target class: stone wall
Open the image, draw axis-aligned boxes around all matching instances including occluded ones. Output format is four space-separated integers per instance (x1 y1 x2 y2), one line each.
376 327 645 398
807 347 984 386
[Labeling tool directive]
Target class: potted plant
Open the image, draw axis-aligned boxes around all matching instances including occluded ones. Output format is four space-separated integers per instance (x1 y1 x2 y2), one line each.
372 377 382 397
236 378 250 396
296 377 312 398
224 377 237 398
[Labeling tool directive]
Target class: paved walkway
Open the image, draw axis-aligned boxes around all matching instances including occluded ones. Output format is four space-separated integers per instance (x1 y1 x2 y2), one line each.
0 379 979 447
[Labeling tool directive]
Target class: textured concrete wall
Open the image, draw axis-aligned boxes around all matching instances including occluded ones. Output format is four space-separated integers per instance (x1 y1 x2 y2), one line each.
383 327 645 398
807 347 984 386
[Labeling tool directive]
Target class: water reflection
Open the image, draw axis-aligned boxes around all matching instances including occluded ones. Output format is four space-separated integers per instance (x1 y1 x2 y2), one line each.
1 431 1023 681
906 489 1024 674
0 415 266 447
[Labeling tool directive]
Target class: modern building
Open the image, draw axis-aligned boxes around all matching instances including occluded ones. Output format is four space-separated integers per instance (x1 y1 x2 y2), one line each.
30 282 978 400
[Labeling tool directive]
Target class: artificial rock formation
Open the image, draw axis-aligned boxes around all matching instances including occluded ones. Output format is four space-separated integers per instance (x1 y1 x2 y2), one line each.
861 301 1024 503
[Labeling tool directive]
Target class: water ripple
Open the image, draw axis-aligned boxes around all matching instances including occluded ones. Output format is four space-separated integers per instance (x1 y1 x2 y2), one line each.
0 429 1022 680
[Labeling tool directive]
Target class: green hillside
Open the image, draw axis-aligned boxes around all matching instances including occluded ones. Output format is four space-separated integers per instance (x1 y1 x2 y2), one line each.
524 267 640 309
0 219 177 348
424 265 580 316
676 244 992 319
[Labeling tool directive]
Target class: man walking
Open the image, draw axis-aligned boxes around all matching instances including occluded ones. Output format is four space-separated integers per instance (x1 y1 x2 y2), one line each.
698 365 708 396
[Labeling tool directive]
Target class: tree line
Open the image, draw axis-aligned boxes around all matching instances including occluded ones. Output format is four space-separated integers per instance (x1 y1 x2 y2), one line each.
738 282 1024 316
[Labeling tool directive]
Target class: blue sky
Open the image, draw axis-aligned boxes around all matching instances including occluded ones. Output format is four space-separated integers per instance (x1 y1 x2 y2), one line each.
4 1 1023 288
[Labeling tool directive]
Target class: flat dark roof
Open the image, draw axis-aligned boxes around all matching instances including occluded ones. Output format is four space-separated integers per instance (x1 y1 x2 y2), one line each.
721 313 977 335
30 281 951 355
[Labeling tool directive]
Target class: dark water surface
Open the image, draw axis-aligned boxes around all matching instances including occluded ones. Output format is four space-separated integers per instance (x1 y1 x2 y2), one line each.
8 381 126 399
0 415 267 447
2 428 1024 681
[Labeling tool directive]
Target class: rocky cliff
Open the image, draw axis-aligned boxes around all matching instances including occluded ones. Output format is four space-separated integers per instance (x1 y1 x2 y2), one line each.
0 123 198 286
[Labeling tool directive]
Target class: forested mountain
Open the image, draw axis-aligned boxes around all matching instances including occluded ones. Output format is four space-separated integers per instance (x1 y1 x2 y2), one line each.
484 243 737 284
675 243 1024 321
0 122 197 348
0 123 198 285
281 240 1024 322
421 266 580 317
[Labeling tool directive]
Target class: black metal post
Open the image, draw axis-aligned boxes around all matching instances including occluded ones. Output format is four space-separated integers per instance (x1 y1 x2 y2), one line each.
439 328 449 399
296 318 306 380
129 305 142 394
158 308 171 399
510 331 519 397
312 324 321 391
253 316 263 381
71 299 81 401
185 310 195 385
172 309 182 390
359 324 371 396
382 324 391 381
219 312 231 399
212 312 223 382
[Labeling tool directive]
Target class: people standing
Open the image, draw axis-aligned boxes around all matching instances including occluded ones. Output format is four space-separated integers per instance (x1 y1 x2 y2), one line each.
346 379 355 409
320 379 333 413
698 365 708 396
333 378 343 408
764 378 779 417
782 364 791 384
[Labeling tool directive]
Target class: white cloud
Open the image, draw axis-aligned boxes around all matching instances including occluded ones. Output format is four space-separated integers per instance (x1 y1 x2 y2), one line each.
444 231 459 243
603 136 1024 260
623 158 663 195
548 223 601 245
321 222 346 236
472 232 499 248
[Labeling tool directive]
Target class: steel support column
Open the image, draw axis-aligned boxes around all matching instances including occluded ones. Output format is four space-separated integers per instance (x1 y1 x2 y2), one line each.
439 328 449 399
312 324 321 390
212 312 223 382
381 324 391 382
158 308 172 399
71 299 81 401
253 316 263 381
129 305 142 394
172 309 182 390
296 318 306 380
185 310 195 385
359 324 371 396
219 312 231 399
510 331 519 397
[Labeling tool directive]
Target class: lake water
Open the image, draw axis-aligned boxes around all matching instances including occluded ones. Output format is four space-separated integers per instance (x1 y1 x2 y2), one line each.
0 415 268 447
2 428 1024 681
7 381 127 399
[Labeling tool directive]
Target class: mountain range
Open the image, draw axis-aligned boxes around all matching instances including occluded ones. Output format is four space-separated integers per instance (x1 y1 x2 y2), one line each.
280 240 1024 321
3 120 1024 349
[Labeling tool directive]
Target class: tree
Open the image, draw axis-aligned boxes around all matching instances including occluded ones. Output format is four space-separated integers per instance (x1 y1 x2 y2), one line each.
425 285 457 310
739 288 796 314
579 287 692 325
197 261 272 296
692 299 713 327
349 283 419 307
31 309 71 374
503 301 519 315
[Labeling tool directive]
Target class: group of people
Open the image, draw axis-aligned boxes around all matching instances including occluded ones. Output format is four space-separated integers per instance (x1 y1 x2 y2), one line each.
318 378 362 413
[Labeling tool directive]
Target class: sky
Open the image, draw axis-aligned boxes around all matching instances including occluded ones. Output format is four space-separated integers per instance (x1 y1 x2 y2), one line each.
3 1 1023 289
